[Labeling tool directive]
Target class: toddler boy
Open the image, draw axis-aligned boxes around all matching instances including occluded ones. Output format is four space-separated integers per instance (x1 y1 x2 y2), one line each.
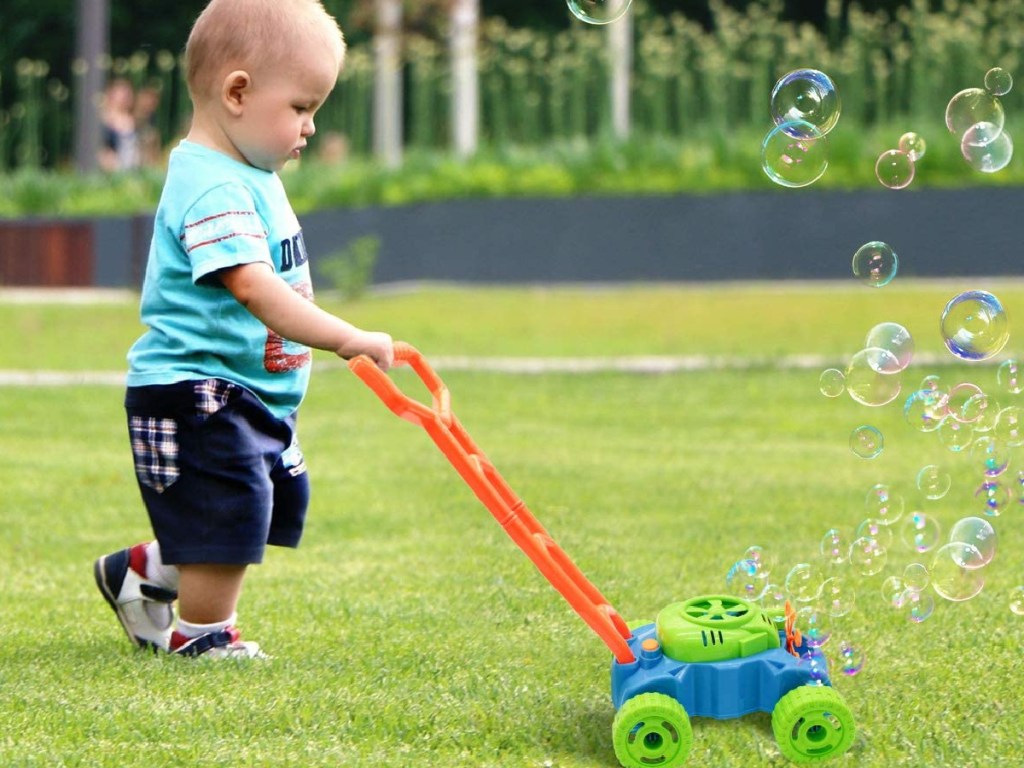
94 0 393 658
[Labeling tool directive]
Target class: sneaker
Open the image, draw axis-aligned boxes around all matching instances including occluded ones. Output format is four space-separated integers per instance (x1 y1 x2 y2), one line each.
94 544 177 652
169 626 268 659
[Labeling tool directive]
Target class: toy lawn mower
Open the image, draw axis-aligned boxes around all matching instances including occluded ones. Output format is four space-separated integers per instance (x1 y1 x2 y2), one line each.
350 343 856 766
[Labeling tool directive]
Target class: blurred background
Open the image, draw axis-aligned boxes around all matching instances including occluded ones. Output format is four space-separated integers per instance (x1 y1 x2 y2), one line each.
0 0 1022 288
1 0 1019 173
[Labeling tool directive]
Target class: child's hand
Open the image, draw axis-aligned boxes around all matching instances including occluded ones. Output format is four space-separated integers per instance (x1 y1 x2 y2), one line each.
337 331 394 371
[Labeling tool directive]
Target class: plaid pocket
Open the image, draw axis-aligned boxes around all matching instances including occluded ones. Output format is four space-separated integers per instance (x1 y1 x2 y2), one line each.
129 416 180 493
194 379 237 419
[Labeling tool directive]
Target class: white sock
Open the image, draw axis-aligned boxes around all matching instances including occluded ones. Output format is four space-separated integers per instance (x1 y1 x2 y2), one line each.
176 613 237 639
144 540 180 591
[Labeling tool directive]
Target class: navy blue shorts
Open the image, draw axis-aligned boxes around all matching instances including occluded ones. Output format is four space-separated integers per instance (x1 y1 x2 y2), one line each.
125 379 310 565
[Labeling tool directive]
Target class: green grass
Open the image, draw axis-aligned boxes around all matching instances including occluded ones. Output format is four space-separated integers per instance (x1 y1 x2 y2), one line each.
2 284 1023 766
4 280 1024 368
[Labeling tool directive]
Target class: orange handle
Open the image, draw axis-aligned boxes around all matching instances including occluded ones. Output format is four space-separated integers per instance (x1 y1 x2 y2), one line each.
348 342 451 427
349 342 636 665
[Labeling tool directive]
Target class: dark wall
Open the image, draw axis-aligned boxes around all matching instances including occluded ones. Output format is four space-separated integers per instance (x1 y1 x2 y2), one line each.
300 188 1024 285
62 187 1024 289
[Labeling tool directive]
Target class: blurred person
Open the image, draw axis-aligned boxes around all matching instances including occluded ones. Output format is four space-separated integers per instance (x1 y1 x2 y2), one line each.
317 130 349 165
98 77 140 171
134 85 164 166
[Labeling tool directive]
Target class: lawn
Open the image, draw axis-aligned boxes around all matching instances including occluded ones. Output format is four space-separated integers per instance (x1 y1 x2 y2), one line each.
1 284 1022 767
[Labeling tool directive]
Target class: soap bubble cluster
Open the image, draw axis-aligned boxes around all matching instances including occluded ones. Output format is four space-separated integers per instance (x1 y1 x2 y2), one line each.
763 291 1017 683
874 130 927 189
716 66 1022 691
763 69 840 188
946 70 1015 173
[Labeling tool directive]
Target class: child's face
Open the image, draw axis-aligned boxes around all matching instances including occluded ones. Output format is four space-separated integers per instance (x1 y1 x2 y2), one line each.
229 49 339 171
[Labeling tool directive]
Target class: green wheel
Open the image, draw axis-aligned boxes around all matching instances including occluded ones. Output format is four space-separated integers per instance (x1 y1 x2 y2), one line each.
612 692 692 768
771 685 856 763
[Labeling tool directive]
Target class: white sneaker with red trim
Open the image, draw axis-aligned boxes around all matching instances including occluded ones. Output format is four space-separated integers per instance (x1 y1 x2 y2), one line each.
94 543 177 652
169 626 268 659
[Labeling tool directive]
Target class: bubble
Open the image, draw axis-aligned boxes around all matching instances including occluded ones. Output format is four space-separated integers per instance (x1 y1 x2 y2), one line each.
916 464 952 500
961 128 1013 173
566 0 632 25
798 604 833 648
898 131 927 161
758 583 789 622
856 518 893 549
975 480 1009 517
947 382 986 423
849 536 887 576
904 389 949 433
995 406 1024 447
838 640 865 676
725 558 766 599
820 528 849 565
920 373 945 393
770 69 841 136
745 544 770 573
761 120 829 188
846 348 902 407
949 516 997 568
960 392 994 430
1010 586 1024 616
984 67 1013 97
852 241 898 287
881 575 907 609
997 359 1023 395
903 562 930 592
797 647 829 685
875 149 916 189
903 588 935 623
930 542 986 601
901 511 942 553
865 322 914 371
821 576 856 617
866 483 905 525
972 435 1010 477
940 290 1010 361
850 425 884 458
819 368 846 397
786 562 824 603
945 88 1005 144
937 414 974 452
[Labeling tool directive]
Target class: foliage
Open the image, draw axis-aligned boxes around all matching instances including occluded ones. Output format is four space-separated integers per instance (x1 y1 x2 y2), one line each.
0 166 165 217
315 234 381 300
0 126 1022 219
2 0 1022 173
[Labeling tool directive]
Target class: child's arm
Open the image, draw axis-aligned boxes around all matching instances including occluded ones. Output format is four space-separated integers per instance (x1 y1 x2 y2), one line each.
219 261 394 370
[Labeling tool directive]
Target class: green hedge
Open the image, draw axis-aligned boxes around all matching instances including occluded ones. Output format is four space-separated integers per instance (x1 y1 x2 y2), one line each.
1 126 1021 219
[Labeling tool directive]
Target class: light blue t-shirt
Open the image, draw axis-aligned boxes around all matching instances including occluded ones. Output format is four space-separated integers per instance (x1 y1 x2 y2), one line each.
127 141 313 418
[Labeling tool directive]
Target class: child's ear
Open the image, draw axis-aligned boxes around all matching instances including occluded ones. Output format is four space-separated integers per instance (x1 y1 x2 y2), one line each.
222 70 251 115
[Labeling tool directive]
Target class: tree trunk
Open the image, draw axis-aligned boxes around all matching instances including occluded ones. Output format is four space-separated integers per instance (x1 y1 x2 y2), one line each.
450 0 479 158
73 0 109 174
608 6 632 141
373 0 403 167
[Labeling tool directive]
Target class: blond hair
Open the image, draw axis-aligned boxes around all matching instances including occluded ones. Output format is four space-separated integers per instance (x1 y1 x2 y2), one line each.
185 0 346 101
